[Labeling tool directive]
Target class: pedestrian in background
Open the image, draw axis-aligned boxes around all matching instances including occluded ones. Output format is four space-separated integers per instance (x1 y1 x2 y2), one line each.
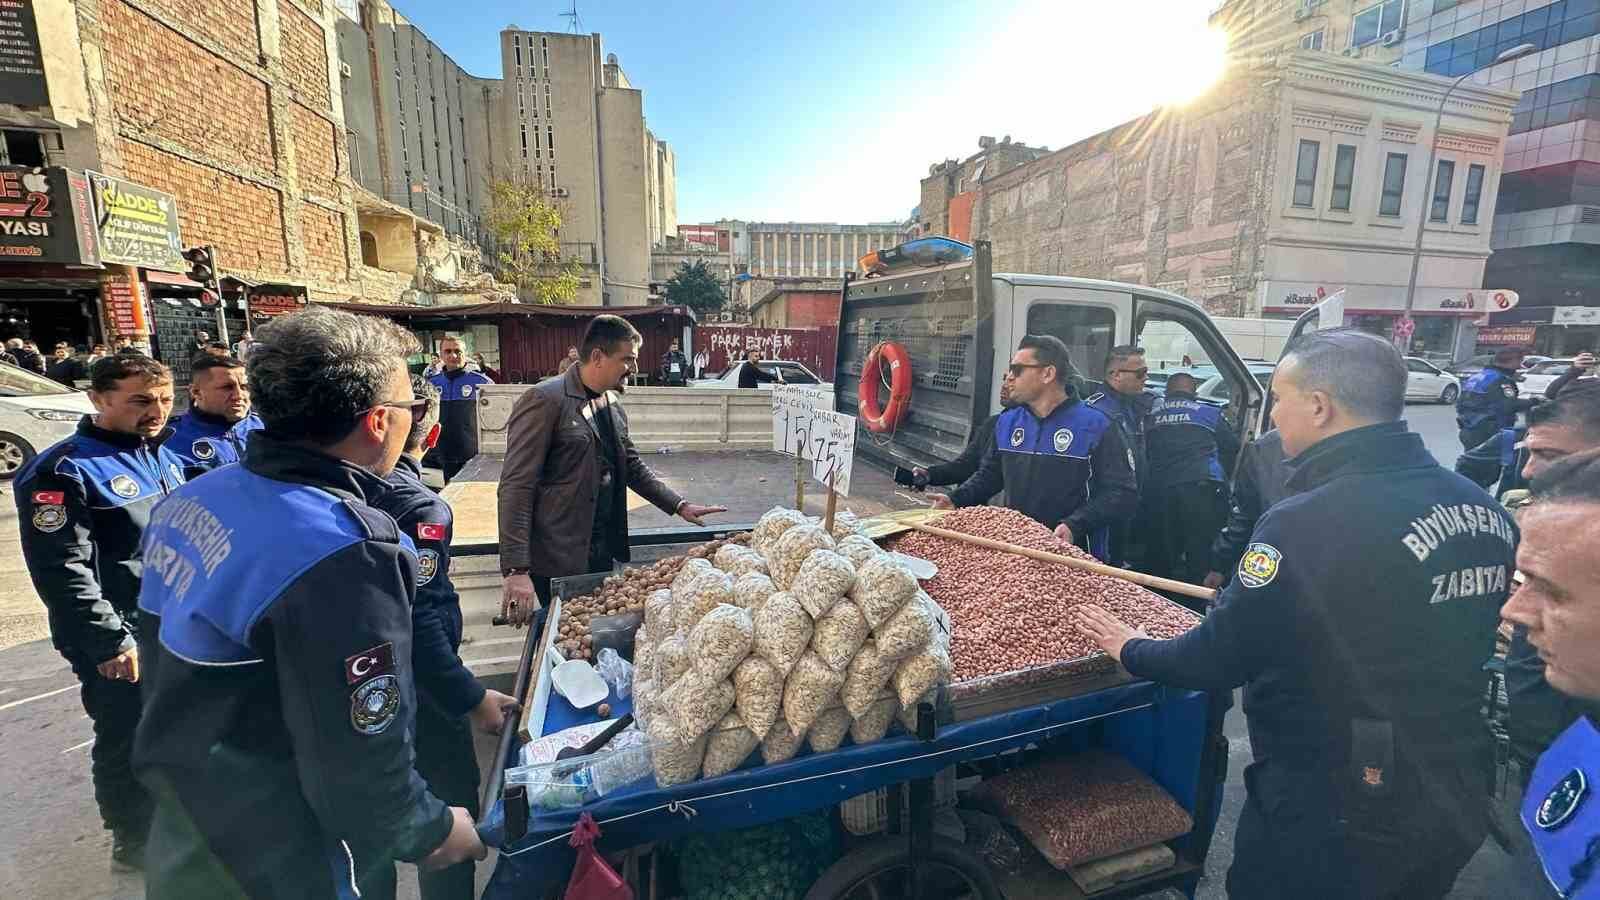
1541 350 1595 399
693 347 709 379
558 345 580 374
1074 329 1516 899
425 335 494 482
660 338 689 386
473 351 501 382
1457 347 1536 450
233 329 254 362
14 354 183 871
165 355 264 480
46 343 79 386
8 337 45 373
499 315 726 620
134 307 484 898
736 347 784 388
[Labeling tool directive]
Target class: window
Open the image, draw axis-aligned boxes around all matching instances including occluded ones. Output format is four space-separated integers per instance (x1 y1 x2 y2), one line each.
1430 159 1456 223
1330 144 1357 211
1351 0 1403 48
1025 303 1117 381
1293 140 1320 207
1380 153 1408 216
1406 358 1436 373
1462 164 1486 224
1300 30 1325 51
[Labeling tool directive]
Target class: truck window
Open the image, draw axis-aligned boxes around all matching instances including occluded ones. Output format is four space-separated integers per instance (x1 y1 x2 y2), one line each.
1025 303 1117 382
1136 311 1250 434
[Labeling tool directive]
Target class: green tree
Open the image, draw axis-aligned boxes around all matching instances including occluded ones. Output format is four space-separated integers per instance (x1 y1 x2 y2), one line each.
485 178 583 304
662 259 727 314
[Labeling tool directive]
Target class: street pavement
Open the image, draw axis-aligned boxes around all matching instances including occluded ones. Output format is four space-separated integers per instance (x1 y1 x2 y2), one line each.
0 401 1525 899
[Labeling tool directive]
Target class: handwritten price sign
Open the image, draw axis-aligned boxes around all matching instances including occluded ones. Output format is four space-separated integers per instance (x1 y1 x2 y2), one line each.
772 385 856 497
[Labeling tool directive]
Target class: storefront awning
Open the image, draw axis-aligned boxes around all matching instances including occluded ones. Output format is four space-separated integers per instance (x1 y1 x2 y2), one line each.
318 300 698 324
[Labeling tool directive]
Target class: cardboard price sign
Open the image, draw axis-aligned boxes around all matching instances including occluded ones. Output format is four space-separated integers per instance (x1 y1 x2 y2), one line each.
771 385 855 497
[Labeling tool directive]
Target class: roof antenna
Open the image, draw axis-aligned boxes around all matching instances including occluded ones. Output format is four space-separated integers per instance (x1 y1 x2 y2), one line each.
559 0 583 33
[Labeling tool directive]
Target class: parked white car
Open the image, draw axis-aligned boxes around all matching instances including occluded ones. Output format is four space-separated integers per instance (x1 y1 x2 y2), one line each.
0 362 97 478
1403 356 1461 403
1518 359 1575 397
690 360 833 393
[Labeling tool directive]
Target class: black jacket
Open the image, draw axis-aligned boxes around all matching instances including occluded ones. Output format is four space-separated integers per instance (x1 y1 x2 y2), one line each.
1454 427 1526 499
1124 423 1514 825
1085 384 1155 478
11 345 45 373
134 435 452 898
14 417 185 664
377 455 485 718
46 355 83 386
427 368 493 463
1543 364 1593 399
660 350 689 385
737 362 781 389
1210 430 1293 574
1144 390 1240 491
925 412 1001 488
948 390 1137 558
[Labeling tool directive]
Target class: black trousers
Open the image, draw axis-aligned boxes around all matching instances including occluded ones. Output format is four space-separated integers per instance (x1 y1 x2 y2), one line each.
412 692 481 900
1145 480 1227 601
69 655 152 837
1459 423 1498 452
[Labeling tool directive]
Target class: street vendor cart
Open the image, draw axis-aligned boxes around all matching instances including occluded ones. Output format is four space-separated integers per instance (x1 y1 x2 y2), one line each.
463 515 1229 900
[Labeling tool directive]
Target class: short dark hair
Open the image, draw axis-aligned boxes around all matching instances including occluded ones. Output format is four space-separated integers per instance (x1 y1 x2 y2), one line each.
405 376 442 453
1529 379 1600 437
248 307 419 445
1279 327 1406 422
1017 334 1071 384
581 315 641 361
89 354 172 392
1106 345 1145 369
191 354 245 380
1529 447 1600 505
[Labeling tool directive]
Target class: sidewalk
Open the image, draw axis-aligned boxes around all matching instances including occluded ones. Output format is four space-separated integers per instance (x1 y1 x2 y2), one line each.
0 483 48 652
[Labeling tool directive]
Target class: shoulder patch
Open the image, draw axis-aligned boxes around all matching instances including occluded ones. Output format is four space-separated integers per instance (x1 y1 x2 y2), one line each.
109 474 141 498
417 522 446 541
343 500 401 545
192 439 215 460
1238 542 1282 589
416 548 440 586
1010 426 1026 447
1053 428 1074 453
350 674 400 735
32 490 64 505
344 642 395 684
32 504 66 533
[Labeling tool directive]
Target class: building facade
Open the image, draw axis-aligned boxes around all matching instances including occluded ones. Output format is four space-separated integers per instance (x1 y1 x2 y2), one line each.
747 222 903 279
1400 0 1600 355
916 136 1050 241
1210 0 1406 66
940 52 1516 361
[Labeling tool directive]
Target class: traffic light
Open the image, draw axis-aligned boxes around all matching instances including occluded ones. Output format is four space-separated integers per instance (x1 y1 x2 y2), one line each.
182 245 219 292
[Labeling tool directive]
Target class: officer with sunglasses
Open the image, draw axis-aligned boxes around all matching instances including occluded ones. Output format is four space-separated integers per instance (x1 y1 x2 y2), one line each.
1085 345 1157 566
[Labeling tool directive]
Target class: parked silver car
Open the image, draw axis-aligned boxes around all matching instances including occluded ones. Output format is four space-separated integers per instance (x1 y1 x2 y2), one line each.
0 362 97 478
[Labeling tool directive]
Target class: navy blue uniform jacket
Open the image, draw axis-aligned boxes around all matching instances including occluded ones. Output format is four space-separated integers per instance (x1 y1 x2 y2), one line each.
133 435 452 899
428 368 493 462
1456 365 1532 432
166 408 265 480
1144 390 1240 490
1085 383 1155 477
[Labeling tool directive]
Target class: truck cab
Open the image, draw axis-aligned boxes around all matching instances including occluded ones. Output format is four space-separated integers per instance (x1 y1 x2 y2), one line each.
836 241 1265 473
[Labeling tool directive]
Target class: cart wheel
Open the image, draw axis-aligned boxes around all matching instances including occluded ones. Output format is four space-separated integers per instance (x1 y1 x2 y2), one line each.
804 836 1001 900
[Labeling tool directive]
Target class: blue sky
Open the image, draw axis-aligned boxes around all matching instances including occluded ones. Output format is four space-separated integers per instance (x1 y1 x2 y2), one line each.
394 0 1223 226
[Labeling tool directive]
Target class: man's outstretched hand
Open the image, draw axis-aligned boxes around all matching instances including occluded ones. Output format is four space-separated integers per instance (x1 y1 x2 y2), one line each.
678 502 727 526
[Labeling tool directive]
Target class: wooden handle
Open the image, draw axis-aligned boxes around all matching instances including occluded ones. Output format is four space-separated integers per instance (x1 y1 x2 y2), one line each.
907 522 1218 602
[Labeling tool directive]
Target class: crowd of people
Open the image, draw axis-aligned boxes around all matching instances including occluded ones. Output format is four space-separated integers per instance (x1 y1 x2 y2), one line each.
9 305 1597 899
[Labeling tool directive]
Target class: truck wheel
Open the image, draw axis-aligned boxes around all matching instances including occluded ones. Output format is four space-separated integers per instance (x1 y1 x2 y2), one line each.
804 836 1001 900
0 432 35 480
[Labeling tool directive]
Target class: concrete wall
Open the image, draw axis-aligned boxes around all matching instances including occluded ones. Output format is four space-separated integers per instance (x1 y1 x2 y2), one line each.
476 384 774 454
337 14 381 191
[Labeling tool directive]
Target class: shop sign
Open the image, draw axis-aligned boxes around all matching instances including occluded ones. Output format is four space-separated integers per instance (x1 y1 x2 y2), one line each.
0 166 100 265
248 284 308 320
1552 306 1600 327
1475 325 1539 346
0 0 49 108
101 269 147 337
87 171 184 272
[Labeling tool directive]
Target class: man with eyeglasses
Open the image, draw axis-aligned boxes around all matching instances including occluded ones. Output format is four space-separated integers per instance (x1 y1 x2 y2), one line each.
1086 345 1157 565
134 307 485 898
932 334 1136 560
426 335 494 482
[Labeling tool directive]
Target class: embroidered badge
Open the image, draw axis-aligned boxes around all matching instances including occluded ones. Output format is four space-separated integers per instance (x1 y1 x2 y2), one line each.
350 675 400 736
343 642 395 685
1237 543 1282 589
1537 768 1587 831
192 440 215 460
32 505 66 533
1053 428 1073 453
109 474 140 498
417 522 446 541
1010 427 1025 447
417 549 440 586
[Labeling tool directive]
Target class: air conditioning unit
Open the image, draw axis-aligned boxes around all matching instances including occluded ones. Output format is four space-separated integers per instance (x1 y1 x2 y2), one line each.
553 187 570 198
1381 29 1403 46
339 61 352 78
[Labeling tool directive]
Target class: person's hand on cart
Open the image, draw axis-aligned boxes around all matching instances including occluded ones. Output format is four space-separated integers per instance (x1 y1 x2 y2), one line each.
1070 604 1147 663
470 688 522 735
501 572 537 628
421 806 489 870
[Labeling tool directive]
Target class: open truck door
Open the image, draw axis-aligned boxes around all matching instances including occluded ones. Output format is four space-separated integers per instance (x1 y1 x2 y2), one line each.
1260 289 1346 431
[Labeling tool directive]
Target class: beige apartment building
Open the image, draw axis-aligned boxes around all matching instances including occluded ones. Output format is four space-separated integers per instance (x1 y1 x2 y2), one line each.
1211 0 1406 65
748 223 904 279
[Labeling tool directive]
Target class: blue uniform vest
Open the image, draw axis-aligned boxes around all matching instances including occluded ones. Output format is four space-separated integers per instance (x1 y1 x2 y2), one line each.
167 410 264 476
1525 716 1600 899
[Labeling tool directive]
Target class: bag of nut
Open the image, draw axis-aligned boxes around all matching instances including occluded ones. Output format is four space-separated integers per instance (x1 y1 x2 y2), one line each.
732 572 776 611
834 534 885 569
766 524 837 590
810 599 869 672
972 750 1193 869
806 706 853 754
849 693 898 746
643 589 673 644
892 635 952 710
791 549 856 619
782 651 846 734
852 556 919 630
752 592 814 676
689 603 755 683
759 718 809 765
701 710 761 778
677 569 736 633
828 509 865 541
875 592 936 662
648 714 707 787
714 544 768 576
659 670 736 741
655 634 692 688
732 655 783 739
840 640 896 718
751 507 809 555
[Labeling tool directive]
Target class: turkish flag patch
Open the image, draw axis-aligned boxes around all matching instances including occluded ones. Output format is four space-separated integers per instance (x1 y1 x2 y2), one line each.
344 642 395 685
417 523 446 541
32 491 64 505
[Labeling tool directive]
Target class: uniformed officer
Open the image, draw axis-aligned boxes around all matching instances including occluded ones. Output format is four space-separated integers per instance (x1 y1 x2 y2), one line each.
1500 450 1600 899
1085 346 1157 566
425 334 494 482
933 334 1137 560
374 377 517 900
1457 347 1537 450
13 354 184 870
1143 371 1240 593
133 308 484 899
1073 329 1517 899
1204 429 1291 589
166 354 264 480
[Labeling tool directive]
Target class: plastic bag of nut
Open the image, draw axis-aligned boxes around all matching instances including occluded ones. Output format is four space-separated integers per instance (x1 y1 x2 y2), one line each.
633 675 656 729
714 544 768 576
677 569 736 633
834 534 884 569
750 507 809 555
892 635 952 710
759 718 809 764
632 640 656 690
791 549 856 619
896 689 935 733
690 603 755 682
840 640 896 717
701 710 761 778
852 556 920 630
752 591 814 676
972 750 1194 869
828 510 865 541
806 706 853 753
782 651 846 734
875 592 936 662
659 670 736 741
654 634 692 689
648 714 707 787
732 655 783 739
732 572 776 612
849 692 899 745
810 599 869 672
643 588 673 644
766 524 837 591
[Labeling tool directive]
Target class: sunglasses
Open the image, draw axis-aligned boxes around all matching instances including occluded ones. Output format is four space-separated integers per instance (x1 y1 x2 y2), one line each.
1008 363 1047 377
364 398 431 419
1111 367 1150 378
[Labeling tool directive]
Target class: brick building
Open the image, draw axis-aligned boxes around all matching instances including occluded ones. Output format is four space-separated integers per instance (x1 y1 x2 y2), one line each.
915 136 1050 241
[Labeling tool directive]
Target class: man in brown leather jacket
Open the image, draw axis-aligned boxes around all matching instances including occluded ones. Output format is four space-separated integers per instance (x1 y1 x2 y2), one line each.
498 315 725 620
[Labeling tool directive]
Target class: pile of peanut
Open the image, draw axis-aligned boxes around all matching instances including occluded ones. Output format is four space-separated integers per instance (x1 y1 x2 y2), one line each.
553 536 744 660
884 506 1199 684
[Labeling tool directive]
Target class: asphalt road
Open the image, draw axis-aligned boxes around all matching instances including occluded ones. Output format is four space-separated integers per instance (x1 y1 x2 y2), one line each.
0 401 1521 899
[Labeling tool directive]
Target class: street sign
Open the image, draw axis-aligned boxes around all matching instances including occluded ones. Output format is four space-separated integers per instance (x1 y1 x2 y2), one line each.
772 384 856 497
1489 289 1520 312
1394 316 1416 340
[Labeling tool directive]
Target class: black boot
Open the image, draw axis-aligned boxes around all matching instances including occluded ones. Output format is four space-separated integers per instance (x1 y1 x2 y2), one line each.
111 828 147 873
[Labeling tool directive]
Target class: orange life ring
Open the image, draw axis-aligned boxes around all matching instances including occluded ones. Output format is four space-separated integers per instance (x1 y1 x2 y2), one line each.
859 341 913 433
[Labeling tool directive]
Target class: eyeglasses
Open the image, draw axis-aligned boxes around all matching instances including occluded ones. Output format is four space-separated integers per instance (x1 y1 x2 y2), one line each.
1007 363 1047 377
362 398 430 420
1110 367 1150 378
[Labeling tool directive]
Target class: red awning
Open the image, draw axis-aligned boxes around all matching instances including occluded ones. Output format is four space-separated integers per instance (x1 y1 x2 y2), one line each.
318 300 697 323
